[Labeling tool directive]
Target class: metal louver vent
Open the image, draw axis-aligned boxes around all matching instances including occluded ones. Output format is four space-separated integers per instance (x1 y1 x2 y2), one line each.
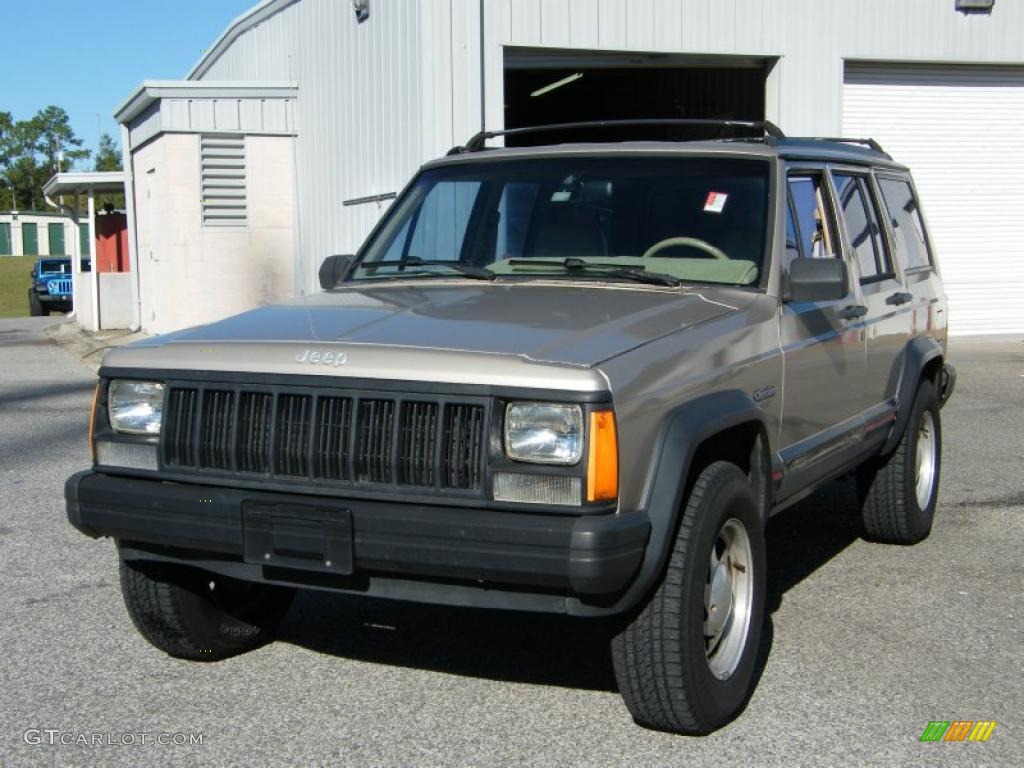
200 135 247 226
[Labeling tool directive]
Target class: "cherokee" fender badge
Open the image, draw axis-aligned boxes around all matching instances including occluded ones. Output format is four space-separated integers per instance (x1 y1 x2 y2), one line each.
295 348 348 367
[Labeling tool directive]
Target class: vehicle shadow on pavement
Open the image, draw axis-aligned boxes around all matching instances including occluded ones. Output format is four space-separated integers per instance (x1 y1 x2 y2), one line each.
277 475 864 693
764 473 864 615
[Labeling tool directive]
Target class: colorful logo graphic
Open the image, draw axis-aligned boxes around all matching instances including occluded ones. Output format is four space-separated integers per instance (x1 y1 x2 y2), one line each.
920 721 997 742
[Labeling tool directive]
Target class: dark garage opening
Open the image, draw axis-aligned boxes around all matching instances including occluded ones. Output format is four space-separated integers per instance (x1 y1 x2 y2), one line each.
503 54 768 145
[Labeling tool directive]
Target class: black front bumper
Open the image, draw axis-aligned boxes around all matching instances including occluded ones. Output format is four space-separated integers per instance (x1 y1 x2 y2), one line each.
38 293 72 308
65 471 650 614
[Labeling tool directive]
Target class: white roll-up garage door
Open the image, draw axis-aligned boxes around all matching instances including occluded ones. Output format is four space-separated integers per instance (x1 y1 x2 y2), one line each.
843 63 1024 336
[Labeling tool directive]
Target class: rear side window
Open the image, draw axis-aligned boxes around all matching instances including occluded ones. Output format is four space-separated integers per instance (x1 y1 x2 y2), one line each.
878 178 932 271
832 173 893 283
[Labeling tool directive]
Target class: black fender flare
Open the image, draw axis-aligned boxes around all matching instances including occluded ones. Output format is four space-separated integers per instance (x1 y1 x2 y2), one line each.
882 335 944 455
573 390 766 616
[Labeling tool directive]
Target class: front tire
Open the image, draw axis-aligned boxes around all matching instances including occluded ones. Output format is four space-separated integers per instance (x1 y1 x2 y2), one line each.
28 290 46 316
858 379 941 544
119 558 295 661
611 461 766 734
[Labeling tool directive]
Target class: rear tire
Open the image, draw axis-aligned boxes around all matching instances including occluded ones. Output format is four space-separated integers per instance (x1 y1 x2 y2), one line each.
858 379 941 544
611 461 766 734
119 558 295 661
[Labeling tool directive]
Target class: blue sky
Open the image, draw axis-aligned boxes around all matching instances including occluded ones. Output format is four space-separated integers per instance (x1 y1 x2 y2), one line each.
3 0 257 166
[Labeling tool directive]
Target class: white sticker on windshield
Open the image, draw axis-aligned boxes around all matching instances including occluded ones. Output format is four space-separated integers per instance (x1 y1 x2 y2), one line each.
704 191 728 213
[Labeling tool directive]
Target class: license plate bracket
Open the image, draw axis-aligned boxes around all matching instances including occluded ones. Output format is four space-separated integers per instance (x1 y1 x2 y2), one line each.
242 502 353 574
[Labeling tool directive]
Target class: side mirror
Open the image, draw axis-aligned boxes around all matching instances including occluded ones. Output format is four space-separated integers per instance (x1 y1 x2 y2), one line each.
319 254 355 290
787 258 848 302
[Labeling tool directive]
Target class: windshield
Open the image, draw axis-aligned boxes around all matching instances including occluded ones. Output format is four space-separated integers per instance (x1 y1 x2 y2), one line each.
350 156 770 286
39 259 70 274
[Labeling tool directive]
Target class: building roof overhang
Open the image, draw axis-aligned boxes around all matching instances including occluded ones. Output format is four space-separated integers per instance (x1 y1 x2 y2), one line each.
114 80 298 125
43 172 126 198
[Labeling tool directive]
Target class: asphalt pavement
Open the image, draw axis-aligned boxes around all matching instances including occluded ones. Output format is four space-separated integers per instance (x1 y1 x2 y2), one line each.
1 316 1020 767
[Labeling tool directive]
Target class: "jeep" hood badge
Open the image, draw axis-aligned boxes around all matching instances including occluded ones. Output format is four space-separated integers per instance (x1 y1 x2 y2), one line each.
295 348 348 366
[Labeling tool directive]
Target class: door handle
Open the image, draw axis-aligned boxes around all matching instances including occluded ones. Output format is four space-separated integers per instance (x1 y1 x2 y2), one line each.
886 291 913 306
837 304 868 320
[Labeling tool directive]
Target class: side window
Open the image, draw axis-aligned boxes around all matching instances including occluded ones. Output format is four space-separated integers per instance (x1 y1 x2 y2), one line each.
832 173 893 283
784 200 801 264
786 173 837 267
878 178 932 271
406 180 482 262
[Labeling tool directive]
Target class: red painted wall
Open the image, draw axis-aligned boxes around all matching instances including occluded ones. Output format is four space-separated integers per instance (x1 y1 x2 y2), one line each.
95 212 129 272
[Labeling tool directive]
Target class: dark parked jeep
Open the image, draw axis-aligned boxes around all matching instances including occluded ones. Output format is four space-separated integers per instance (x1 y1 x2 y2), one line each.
66 120 955 734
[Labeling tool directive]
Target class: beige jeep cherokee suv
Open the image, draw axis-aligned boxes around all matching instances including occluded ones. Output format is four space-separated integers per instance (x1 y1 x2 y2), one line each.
67 120 955 734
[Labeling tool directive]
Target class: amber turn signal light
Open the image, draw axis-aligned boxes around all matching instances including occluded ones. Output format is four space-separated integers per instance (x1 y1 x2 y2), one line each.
587 410 618 502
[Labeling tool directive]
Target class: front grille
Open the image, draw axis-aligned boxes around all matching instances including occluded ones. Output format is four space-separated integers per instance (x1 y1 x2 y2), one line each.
275 394 312 476
199 390 234 469
237 392 272 473
164 388 198 466
314 396 352 481
444 404 486 490
47 278 72 296
399 401 439 486
161 384 486 494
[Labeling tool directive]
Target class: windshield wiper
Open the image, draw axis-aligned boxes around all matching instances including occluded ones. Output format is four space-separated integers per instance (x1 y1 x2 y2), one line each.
506 258 682 287
355 256 496 281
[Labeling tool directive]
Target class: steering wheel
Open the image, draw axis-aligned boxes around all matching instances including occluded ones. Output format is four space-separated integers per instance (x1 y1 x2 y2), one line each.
641 237 728 261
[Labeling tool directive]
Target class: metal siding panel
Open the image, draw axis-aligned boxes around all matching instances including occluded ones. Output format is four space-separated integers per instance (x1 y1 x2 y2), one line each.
625 0 655 51
651 0 682 51
568 0 599 47
541 0 572 47
189 100 216 131
596 0 626 49
510 0 542 44
183 0 1024 297
843 64 1024 336
262 99 288 132
48 222 65 255
165 99 190 130
214 99 241 131
22 223 38 256
238 99 262 130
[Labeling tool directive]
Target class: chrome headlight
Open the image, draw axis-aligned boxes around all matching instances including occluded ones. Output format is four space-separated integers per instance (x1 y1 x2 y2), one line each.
504 402 583 464
108 380 165 434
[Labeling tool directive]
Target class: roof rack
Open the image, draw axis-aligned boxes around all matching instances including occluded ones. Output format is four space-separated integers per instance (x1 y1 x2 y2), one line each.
448 119 786 154
796 137 891 159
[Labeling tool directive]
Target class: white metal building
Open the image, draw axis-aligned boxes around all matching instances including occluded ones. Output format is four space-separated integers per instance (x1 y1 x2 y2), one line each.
115 0 1024 335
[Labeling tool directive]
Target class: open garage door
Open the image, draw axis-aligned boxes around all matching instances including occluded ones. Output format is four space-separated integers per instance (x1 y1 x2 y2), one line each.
844 63 1024 336
504 50 769 145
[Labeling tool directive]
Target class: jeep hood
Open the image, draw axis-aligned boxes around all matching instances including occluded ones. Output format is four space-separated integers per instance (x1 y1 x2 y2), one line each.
105 282 748 388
